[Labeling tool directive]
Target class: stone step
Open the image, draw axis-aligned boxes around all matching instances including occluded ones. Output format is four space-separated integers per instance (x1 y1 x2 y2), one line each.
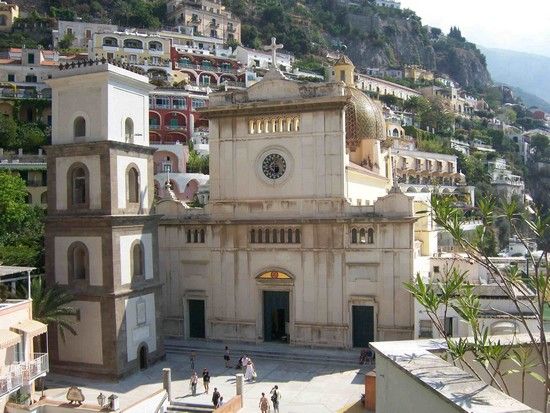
165 342 360 367
167 401 215 413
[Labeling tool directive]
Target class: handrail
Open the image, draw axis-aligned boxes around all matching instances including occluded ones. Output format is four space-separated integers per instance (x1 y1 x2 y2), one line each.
154 392 168 413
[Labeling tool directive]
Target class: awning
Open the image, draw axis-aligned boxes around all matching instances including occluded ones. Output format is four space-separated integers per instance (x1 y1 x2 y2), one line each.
12 320 47 337
0 329 21 348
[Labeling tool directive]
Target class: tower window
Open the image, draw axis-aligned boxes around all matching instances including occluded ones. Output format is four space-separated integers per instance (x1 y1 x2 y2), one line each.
351 228 357 244
367 228 374 244
131 241 144 278
125 117 134 143
69 242 88 280
127 166 140 204
74 116 86 138
69 165 88 207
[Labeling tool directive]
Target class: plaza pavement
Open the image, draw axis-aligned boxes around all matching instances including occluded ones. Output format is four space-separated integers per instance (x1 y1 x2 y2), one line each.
42 345 372 412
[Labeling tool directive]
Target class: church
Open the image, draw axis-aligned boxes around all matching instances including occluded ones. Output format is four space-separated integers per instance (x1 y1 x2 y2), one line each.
156 55 420 349
43 49 427 379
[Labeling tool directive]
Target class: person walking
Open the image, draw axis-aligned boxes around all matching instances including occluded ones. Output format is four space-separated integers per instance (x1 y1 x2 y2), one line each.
189 371 198 396
190 352 196 371
202 368 210 394
259 392 269 413
245 359 256 381
224 345 231 368
270 385 281 413
217 396 224 408
212 388 221 407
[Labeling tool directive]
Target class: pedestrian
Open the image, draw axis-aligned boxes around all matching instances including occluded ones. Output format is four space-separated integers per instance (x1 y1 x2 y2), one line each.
217 396 224 408
190 351 196 371
212 387 221 407
190 371 198 396
259 392 269 413
224 345 231 368
202 368 210 394
270 385 281 413
245 359 256 381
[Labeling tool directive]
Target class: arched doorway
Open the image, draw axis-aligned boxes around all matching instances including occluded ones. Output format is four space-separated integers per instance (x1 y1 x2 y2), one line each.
256 270 293 343
138 344 148 370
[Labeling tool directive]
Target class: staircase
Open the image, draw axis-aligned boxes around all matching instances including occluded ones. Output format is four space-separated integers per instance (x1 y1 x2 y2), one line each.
164 339 360 368
167 401 215 413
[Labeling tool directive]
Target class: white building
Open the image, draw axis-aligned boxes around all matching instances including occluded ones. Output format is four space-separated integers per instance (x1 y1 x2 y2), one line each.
53 20 118 49
234 45 294 72
375 0 401 8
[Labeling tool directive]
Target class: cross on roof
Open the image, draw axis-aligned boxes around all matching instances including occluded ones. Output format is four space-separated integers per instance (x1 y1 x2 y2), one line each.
263 37 283 68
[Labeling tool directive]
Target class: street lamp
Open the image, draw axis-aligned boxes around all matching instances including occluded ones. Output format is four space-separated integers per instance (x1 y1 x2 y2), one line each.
97 392 106 408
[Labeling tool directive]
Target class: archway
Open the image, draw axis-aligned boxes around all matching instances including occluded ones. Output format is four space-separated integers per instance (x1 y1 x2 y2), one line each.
138 343 148 370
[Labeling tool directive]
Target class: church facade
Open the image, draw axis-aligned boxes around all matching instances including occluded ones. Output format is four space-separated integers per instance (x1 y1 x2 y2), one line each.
157 64 419 348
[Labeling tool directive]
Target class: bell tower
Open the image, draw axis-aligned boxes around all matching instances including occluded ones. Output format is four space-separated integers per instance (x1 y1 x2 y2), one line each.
44 62 164 379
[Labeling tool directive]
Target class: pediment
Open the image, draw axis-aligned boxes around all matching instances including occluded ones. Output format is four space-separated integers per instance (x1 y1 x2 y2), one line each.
247 71 302 101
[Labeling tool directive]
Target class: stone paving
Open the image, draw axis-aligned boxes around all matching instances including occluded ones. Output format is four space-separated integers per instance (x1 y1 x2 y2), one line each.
43 347 372 412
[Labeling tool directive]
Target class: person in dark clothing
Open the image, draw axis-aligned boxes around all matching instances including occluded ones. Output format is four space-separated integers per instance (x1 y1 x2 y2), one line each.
212 387 221 407
202 368 211 394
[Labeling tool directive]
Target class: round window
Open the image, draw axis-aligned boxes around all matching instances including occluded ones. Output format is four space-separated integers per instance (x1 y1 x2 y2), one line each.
262 153 287 180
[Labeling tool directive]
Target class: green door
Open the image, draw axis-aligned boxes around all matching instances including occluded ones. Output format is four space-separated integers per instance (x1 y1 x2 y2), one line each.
352 305 374 347
263 291 289 342
188 299 205 338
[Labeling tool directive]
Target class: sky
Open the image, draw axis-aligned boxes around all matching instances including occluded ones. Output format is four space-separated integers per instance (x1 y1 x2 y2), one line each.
399 0 550 57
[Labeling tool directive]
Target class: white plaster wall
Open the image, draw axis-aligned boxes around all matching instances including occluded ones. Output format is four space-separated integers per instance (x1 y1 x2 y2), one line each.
107 84 149 145
54 236 103 286
51 85 104 144
116 155 149 210
346 172 388 205
119 233 153 285
376 355 460 413
55 155 101 210
57 301 103 365
211 110 345 202
124 293 157 362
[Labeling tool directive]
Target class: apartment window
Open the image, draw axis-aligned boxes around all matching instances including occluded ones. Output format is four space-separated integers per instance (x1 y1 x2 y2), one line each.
7 74 14 82
156 97 169 108
192 99 205 109
85 29 92 39
172 98 186 109
433 266 440 274
66 27 73 36
27 53 35 64
25 74 37 83
419 320 433 338
128 54 137 63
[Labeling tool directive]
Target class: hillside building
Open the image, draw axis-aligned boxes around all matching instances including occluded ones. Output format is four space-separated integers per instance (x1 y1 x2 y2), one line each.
166 0 241 43
0 149 47 207
0 2 18 32
487 157 525 201
53 20 118 49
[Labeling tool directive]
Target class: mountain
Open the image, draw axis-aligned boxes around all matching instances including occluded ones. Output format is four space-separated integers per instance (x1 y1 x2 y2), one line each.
480 46 550 106
507 85 550 113
232 0 492 91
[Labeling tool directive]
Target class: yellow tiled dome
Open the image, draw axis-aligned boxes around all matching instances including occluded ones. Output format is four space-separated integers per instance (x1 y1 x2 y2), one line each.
345 87 386 151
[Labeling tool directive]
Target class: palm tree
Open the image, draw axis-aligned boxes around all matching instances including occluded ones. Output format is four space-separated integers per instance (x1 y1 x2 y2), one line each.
22 277 78 348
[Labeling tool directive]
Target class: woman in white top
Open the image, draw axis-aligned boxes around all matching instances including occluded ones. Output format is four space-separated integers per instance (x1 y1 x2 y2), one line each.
244 360 256 381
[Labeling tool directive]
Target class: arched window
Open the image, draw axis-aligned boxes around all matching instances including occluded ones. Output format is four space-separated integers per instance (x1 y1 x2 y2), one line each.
250 229 255 243
258 229 263 243
193 229 198 243
295 229 301 243
187 229 191 243
200 229 205 243
127 167 140 203
265 229 270 243
74 116 86 138
131 242 144 277
280 229 285 243
287 229 293 243
40 191 47 204
490 321 518 335
70 165 88 206
367 228 374 244
125 118 134 143
69 242 88 280
359 229 366 244
272 230 277 243
351 228 357 244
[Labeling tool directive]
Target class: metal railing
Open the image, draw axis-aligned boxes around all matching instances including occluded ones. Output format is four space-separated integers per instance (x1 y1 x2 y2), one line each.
22 353 48 383
165 125 187 131
0 364 23 398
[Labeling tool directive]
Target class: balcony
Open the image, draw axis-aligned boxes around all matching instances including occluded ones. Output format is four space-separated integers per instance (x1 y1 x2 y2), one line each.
0 88 51 100
187 17 202 24
166 124 187 131
0 353 48 398
22 353 48 383
149 124 161 130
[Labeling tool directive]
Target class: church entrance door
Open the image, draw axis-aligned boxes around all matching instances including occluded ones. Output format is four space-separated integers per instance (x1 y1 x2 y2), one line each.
352 305 374 347
189 299 206 338
263 291 289 342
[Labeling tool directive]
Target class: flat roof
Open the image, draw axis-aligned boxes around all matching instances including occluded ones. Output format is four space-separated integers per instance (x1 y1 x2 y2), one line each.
0 266 35 277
